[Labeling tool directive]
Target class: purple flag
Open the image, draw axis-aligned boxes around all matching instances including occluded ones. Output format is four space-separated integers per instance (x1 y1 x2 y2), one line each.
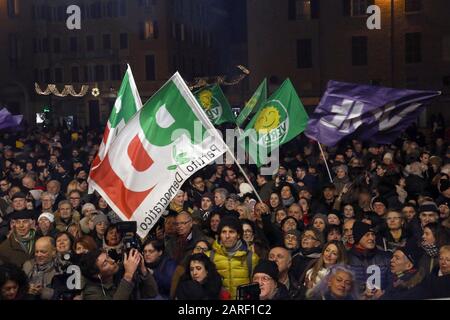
0 108 23 130
305 81 441 146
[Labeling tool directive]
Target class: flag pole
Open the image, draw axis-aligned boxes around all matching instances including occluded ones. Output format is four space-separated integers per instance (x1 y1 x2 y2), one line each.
317 141 334 183
224 146 264 204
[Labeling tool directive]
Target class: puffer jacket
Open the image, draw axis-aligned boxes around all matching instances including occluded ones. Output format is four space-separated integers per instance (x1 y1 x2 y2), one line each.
348 246 392 292
207 240 259 299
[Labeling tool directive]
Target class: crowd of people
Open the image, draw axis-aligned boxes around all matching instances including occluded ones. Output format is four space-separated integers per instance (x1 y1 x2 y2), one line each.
1 120 450 300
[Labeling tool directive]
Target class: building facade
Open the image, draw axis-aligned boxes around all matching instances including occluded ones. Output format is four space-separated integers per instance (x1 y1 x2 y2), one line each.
247 0 450 120
0 0 231 127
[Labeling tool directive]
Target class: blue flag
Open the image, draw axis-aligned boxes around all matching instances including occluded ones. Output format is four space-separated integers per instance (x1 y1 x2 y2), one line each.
305 81 441 146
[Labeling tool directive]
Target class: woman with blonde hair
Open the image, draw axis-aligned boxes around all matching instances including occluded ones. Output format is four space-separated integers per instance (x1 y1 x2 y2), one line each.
304 240 348 296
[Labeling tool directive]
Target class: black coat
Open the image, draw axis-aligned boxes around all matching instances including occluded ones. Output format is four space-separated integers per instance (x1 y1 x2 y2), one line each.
413 268 450 299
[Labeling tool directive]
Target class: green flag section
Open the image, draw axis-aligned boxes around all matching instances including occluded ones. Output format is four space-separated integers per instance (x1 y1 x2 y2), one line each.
194 84 236 125
236 78 267 128
240 79 309 167
89 72 227 238
88 64 142 191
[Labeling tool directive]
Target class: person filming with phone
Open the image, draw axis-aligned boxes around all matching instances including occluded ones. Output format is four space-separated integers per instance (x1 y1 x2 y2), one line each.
79 247 158 300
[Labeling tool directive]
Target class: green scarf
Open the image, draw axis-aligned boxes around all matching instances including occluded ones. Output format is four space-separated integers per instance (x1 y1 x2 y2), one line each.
14 229 36 255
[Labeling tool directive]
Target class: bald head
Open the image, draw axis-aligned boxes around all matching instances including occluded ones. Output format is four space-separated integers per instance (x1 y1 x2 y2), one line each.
269 246 292 274
34 236 56 265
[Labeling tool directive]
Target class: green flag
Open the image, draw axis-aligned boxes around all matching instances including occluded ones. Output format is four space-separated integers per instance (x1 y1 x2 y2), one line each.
240 79 309 167
194 84 236 125
236 78 267 128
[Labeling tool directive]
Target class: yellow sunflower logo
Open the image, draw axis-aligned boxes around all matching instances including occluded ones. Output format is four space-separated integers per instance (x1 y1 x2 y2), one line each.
254 106 280 133
198 90 213 111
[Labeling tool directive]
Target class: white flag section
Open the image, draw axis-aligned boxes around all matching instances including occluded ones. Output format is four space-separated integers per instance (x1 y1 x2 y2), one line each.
89 72 227 238
88 64 142 192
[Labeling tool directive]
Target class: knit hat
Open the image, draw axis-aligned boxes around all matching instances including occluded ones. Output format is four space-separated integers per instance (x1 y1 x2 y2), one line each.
396 242 422 267
372 196 388 209
217 216 243 238
239 183 253 197
419 201 439 213
91 214 109 228
38 212 54 223
79 216 91 234
253 260 279 281
81 203 96 214
352 221 374 244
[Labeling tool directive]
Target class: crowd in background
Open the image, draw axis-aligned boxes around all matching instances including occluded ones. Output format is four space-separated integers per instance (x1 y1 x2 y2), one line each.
1 117 450 300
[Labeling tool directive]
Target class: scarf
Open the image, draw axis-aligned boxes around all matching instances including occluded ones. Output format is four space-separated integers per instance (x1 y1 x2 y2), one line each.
421 242 439 257
14 230 35 255
28 259 55 285
282 197 295 207
226 239 244 258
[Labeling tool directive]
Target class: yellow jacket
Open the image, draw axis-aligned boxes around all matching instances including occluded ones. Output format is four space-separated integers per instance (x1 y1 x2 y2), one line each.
207 240 259 299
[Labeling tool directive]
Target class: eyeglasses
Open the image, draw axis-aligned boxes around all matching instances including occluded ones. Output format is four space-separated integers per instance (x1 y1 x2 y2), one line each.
175 220 192 226
0 183 9 186
194 246 208 252
253 275 272 283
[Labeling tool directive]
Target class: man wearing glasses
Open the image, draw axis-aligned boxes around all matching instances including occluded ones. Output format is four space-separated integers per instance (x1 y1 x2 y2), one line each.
165 211 206 264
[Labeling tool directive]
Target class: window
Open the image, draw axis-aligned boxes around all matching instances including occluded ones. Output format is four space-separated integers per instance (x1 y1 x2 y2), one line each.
7 0 20 18
296 39 313 68
90 2 102 19
72 67 80 82
120 33 128 49
343 0 373 17
140 21 158 40
145 55 156 80
95 65 105 82
119 0 127 16
53 38 61 54
54 68 63 83
86 36 95 51
103 34 111 50
110 65 121 80
57 5 65 21
405 32 421 63
296 0 311 20
352 36 368 66
405 0 421 13
42 38 49 53
34 69 39 82
107 0 119 17
70 37 78 52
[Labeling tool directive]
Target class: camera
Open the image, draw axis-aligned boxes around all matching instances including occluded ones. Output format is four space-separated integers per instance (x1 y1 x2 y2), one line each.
116 221 141 254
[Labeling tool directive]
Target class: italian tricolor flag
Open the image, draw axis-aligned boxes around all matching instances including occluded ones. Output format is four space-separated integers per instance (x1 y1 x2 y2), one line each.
89 72 226 238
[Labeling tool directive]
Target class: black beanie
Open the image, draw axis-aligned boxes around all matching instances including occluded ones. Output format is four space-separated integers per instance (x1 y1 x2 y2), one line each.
372 196 388 209
396 242 422 267
253 260 279 281
352 221 374 244
217 216 243 238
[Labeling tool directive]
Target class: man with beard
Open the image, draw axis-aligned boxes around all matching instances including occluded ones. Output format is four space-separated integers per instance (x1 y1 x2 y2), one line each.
187 174 208 209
